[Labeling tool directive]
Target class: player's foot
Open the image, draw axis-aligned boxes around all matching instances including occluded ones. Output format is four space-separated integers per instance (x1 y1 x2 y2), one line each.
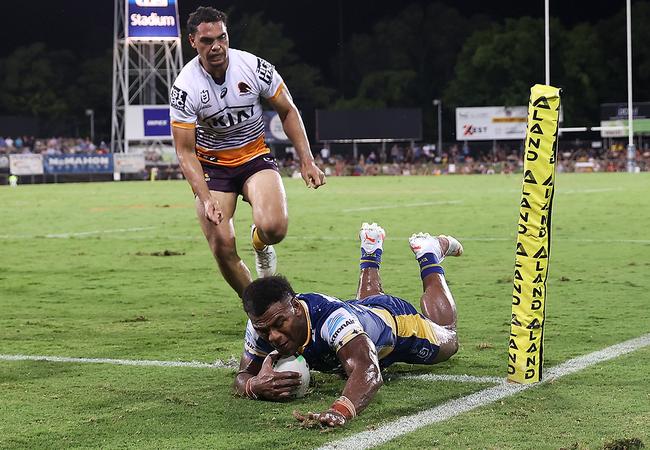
359 222 386 255
409 232 463 262
251 224 277 278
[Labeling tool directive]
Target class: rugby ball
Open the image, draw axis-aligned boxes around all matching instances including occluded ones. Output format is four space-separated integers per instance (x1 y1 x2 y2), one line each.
273 355 310 398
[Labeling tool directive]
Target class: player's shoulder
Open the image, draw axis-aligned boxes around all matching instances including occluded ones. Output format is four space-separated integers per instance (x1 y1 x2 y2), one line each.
171 57 195 91
297 292 344 309
229 48 270 67
174 57 207 89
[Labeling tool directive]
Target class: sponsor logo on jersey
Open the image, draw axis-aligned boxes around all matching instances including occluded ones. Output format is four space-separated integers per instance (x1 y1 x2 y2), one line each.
203 105 254 128
331 319 355 344
170 85 188 111
200 89 210 103
256 58 274 85
220 87 228 99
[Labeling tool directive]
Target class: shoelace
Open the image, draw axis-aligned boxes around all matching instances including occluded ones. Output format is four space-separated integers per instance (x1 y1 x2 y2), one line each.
256 246 273 268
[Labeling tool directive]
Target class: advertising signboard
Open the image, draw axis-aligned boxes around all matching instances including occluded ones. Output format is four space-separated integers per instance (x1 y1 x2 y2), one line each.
127 0 180 40
316 109 422 141
600 102 650 137
455 106 528 141
263 111 290 144
9 154 43 175
125 105 172 140
114 153 146 173
44 154 113 174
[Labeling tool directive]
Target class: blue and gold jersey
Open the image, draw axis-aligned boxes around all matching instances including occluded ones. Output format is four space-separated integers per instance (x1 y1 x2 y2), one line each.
243 293 443 372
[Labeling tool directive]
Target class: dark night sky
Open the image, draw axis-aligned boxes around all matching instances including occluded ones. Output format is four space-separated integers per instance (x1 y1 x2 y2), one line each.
0 0 637 74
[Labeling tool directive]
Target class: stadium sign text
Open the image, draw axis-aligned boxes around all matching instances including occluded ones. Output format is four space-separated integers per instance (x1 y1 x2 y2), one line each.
127 0 180 39
130 12 175 27
44 154 114 174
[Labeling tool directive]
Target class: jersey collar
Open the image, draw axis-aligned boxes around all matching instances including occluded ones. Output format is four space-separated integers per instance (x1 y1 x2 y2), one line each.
296 299 312 354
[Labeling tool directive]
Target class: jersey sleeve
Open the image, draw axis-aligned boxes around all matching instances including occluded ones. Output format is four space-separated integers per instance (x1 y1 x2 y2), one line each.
244 320 274 361
169 82 198 126
253 56 285 100
319 307 366 353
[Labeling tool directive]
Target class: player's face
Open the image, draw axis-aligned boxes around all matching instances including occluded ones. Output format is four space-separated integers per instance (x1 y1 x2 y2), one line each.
251 297 306 356
189 21 229 72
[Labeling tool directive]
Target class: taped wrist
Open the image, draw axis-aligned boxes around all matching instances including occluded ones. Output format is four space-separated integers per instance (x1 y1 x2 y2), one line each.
330 395 356 419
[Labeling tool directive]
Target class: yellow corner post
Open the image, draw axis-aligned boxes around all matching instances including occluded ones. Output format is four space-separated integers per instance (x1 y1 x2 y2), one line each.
508 84 561 384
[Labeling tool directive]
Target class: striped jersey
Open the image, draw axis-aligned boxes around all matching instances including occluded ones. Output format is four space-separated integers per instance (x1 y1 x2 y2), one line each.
244 293 443 373
169 49 284 167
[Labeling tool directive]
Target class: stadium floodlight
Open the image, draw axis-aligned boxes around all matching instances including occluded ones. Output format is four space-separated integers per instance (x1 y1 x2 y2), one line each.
545 0 550 85
626 0 636 172
111 0 183 153
85 109 95 143
432 99 442 159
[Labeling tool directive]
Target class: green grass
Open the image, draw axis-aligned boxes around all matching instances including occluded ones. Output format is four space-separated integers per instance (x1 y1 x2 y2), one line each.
1 173 649 449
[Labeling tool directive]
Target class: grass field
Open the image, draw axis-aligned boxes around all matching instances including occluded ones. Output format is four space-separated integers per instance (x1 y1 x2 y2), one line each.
1 173 649 449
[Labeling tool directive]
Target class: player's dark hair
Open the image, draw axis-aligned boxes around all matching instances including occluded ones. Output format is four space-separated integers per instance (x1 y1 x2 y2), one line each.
187 6 228 34
242 275 296 317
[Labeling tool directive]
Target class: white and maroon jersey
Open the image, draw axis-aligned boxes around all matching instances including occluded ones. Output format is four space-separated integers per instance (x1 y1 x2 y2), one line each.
169 48 285 167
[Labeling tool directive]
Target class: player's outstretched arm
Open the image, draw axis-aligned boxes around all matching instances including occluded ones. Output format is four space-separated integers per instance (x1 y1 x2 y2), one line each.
172 126 223 225
296 334 383 427
268 89 326 189
234 351 301 401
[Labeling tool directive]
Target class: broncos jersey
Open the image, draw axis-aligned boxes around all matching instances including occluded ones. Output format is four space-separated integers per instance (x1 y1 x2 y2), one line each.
169 48 285 167
243 293 443 373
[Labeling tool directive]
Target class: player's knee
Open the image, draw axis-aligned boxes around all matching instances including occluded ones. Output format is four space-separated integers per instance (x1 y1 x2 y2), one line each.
211 239 238 261
433 332 458 363
255 219 287 244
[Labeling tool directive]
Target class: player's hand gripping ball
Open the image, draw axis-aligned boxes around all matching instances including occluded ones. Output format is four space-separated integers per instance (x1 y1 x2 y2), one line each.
273 355 310 398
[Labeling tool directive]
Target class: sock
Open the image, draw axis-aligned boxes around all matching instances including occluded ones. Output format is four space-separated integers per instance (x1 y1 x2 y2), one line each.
360 248 382 270
252 227 267 251
417 253 444 279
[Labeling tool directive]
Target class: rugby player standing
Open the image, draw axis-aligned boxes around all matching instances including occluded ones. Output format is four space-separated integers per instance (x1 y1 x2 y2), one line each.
170 7 325 297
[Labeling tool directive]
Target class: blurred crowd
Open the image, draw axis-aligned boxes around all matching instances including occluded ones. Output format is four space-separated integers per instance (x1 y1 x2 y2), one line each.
280 142 650 176
2 136 648 176
0 136 110 155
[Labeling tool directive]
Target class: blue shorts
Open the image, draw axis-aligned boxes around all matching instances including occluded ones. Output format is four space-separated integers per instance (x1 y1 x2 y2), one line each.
351 294 441 367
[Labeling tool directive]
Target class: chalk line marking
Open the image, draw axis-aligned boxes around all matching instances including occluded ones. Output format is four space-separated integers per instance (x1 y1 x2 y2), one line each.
3 233 647 245
0 353 502 385
317 333 650 450
0 354 238 369
400 373 505 384
0 227 157 239
45 227 157 238
342 201 462 213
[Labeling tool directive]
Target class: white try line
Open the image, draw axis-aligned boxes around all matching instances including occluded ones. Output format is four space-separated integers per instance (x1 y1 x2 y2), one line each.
401 373 505 384
0 228 647 245
342 201 462 213
0 227 157 239
0 354 238 369
317 333 650 450
0 354 499 385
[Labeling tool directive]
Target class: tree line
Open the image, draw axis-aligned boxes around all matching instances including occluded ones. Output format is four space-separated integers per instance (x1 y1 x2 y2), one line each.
0 1 648 142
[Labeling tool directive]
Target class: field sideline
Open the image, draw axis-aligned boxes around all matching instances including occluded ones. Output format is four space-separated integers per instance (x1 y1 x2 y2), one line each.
1 173 649 449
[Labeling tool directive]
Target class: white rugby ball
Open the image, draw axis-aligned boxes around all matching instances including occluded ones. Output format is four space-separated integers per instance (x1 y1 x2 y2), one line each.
273 355 310 398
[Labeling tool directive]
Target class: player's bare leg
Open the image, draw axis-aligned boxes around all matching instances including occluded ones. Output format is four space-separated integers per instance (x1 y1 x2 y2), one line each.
409 233 463 362
196 190 252 297
356 223 386 299
243 169 288 277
